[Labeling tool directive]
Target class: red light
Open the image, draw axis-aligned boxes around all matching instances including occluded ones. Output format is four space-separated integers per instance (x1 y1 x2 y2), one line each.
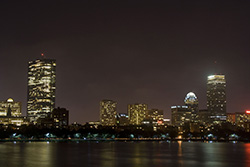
157 120 163 124
246 110 250 114
41 53 44 56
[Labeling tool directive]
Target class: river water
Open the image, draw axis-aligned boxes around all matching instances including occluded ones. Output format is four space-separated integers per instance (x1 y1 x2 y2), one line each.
0 141 249 167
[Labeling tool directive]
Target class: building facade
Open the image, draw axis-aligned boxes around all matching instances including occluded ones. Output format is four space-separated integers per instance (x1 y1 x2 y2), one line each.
0 98 21 117
128 103 148 125
197 109 211 125
100 100 117 126
227 112 250 132
117 113 129 126
0 98 28 126
207 75 226 123
0 116 29 127
27 59 56 122
184 92 199 113
52 107 69 128
171 105 192 127
227 113 236 124
146 109 164 125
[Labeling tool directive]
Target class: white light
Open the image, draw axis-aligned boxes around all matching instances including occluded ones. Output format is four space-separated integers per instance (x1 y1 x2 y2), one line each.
7 98 14 102
208 75 215 80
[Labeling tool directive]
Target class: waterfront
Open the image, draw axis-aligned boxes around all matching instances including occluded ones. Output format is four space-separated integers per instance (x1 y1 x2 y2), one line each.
0 141 249 167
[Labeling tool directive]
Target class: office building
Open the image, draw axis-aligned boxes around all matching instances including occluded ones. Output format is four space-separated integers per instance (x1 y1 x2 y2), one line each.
227 113 236 124
146 109 164 125
117 113 129 126
184 92 199 113
100 100 117 126
0 116 29 127
128 103 147 125
52 107 69 128
207 75 226 123
197 109 211 125
87 121 101 129
37 107 69 128
27 58 56 122
171 105 192 127
235 112 250 128
226 111 250 132
0 98 21 117
0 98 28 126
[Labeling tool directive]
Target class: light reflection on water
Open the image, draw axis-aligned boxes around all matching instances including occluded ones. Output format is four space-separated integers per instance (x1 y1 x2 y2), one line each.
244 143 250 167
0 142 249 167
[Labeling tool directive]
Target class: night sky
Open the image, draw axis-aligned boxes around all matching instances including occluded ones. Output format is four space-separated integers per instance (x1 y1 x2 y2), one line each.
0 0 250 124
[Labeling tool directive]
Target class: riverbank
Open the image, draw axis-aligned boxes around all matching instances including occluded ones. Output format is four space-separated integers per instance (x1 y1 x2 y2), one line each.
1 138 250 143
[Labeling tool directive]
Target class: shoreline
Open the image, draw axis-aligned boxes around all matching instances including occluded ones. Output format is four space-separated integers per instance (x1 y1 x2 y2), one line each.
0 138 249 143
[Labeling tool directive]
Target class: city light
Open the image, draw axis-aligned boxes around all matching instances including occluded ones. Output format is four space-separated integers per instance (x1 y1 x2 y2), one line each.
157 120 163 124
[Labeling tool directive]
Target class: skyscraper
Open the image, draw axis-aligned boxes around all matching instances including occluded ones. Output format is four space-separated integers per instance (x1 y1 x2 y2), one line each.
27 58 56 122
207 75 226 123
100 100 117 126
128 103 147 125
184 92 199 113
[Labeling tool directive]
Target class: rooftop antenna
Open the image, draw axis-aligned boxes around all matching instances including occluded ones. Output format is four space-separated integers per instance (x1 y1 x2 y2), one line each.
41 53 45 59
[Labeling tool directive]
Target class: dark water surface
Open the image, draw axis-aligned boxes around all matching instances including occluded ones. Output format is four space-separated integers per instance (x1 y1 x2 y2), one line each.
0 141 249 167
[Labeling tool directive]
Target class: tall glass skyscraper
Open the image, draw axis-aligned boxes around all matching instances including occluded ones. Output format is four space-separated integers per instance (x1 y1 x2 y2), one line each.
100 100 117 126
27 59 56 122
207 75 226 123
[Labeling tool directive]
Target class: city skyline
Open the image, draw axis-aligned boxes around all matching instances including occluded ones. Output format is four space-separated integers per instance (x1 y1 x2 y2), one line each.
0 1 250 123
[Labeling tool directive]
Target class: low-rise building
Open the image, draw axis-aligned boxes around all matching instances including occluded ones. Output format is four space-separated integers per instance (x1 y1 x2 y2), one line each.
146 109 164 125
117 113 129 126
171 105 192 126
52 107 69 128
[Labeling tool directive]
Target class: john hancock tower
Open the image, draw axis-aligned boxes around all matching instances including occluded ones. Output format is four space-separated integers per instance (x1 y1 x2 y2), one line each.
27 58 56 123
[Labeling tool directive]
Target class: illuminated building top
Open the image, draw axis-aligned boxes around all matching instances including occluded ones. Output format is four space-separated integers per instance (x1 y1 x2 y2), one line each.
184 92 198 105
207 75 226 84
7 98 14 103
184 92 199 113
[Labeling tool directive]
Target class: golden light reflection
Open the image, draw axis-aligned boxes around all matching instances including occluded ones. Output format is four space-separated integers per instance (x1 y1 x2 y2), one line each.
100 143 116 167
177 141 184 166
133 143 143 167
178 141 182 156
24 142 53 167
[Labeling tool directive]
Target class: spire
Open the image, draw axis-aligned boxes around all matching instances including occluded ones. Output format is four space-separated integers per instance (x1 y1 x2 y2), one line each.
7 106 12 117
